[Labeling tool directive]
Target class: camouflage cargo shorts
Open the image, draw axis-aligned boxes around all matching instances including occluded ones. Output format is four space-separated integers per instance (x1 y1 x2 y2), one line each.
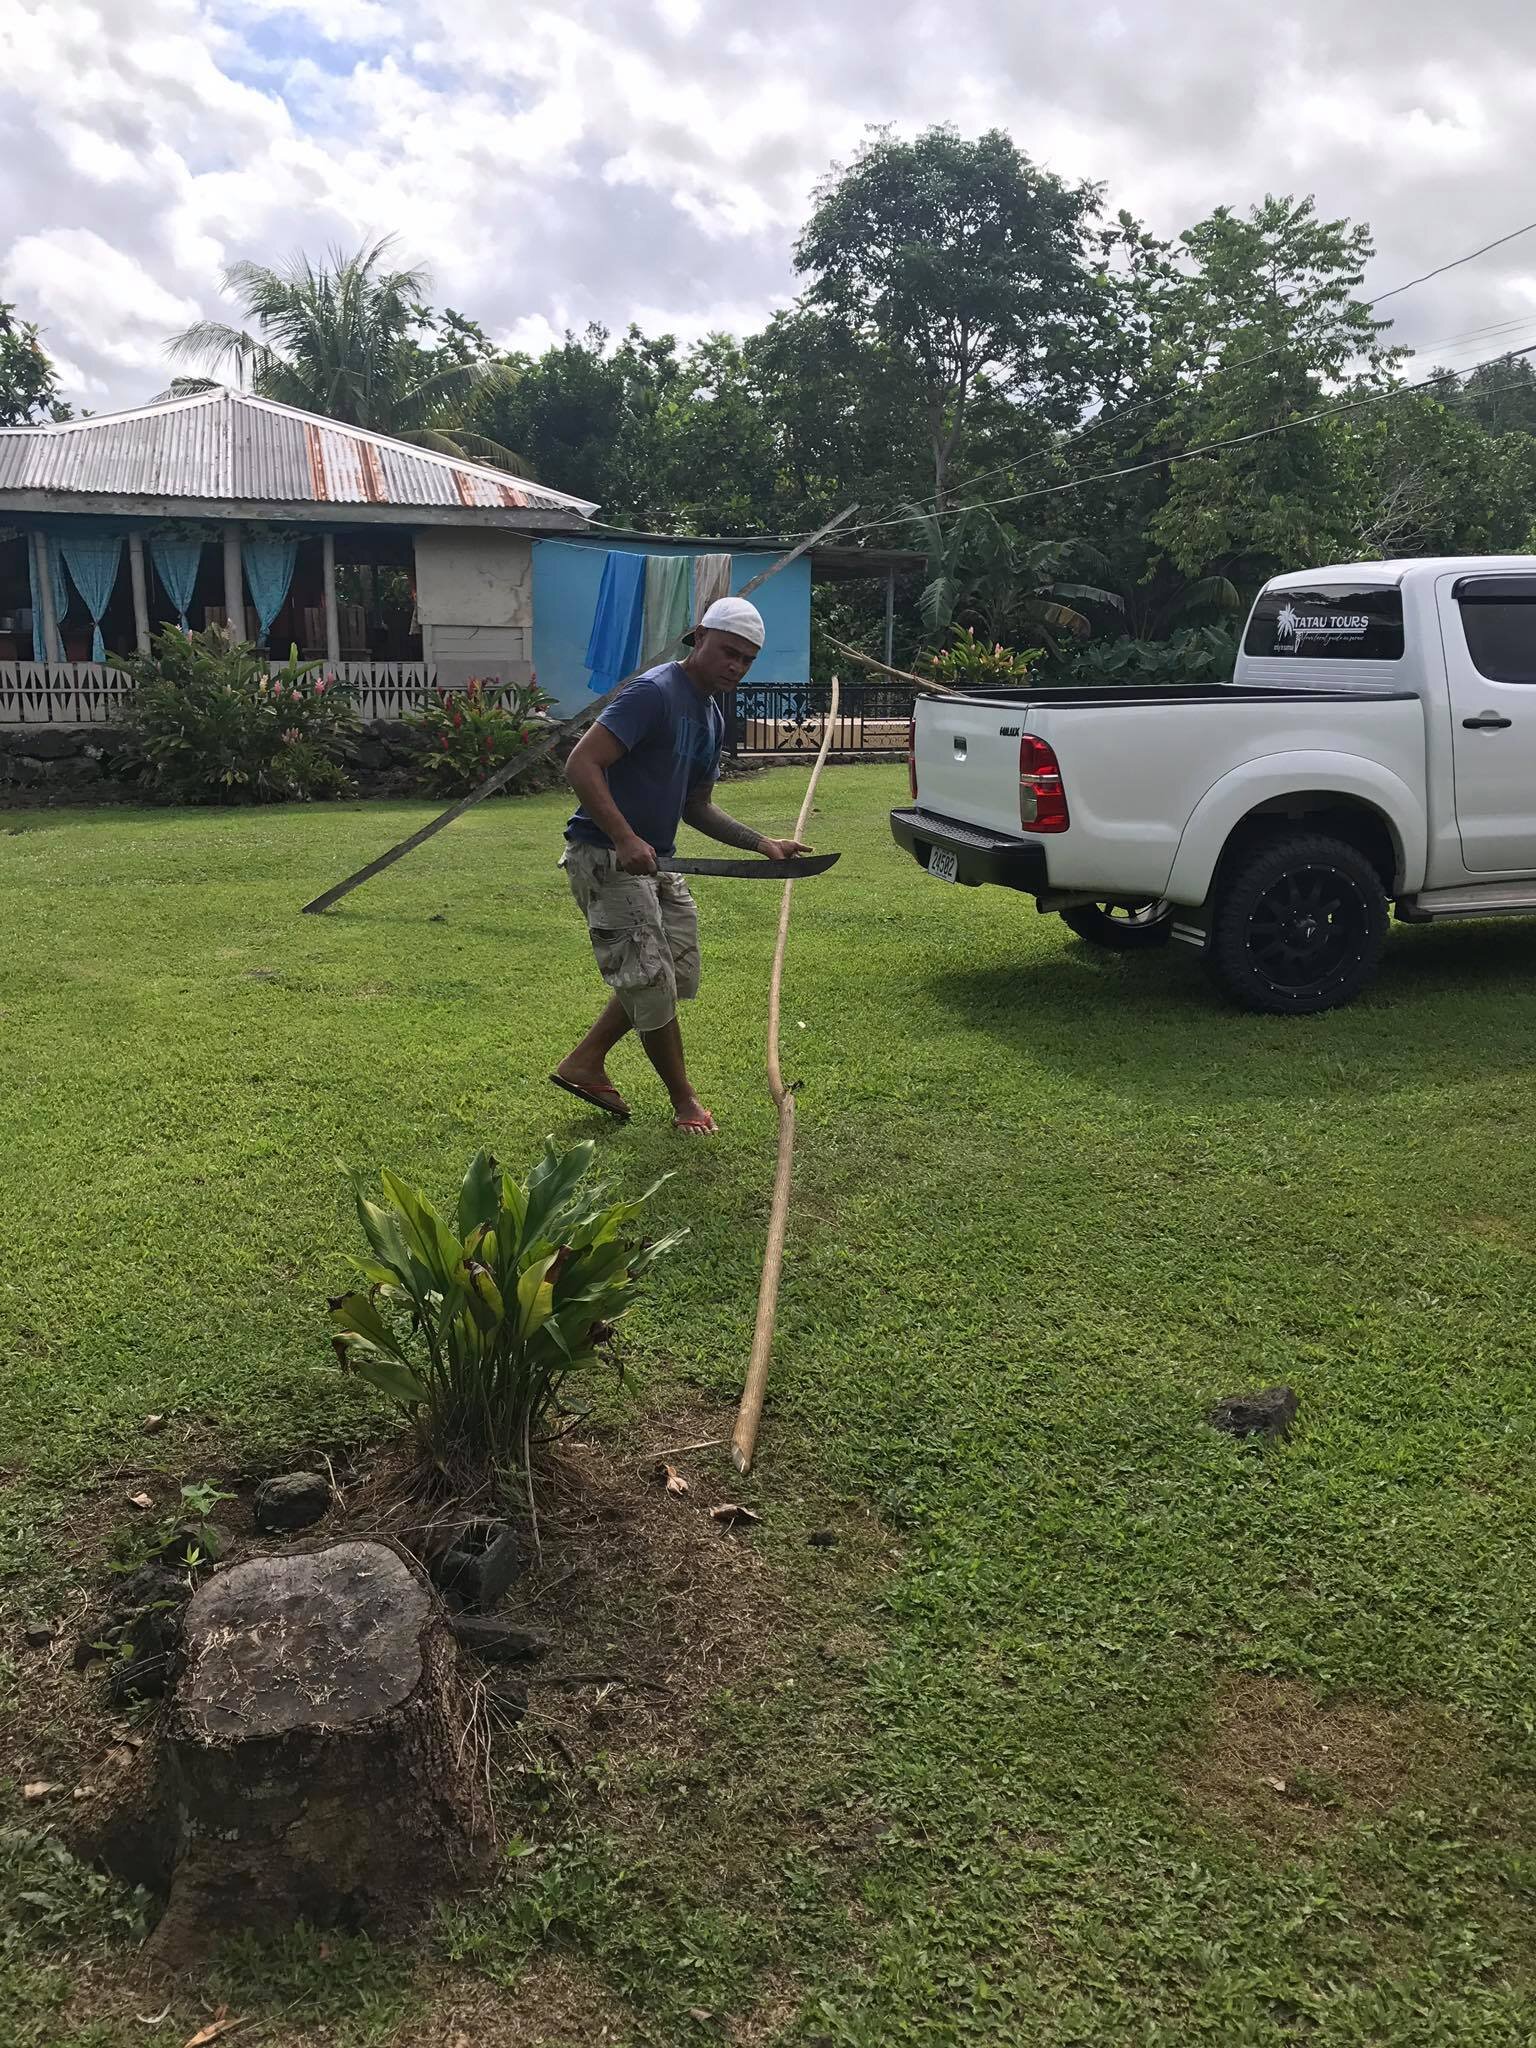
562 840 701 1033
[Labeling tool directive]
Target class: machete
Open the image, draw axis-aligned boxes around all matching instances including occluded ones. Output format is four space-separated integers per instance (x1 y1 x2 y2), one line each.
658 852 841 879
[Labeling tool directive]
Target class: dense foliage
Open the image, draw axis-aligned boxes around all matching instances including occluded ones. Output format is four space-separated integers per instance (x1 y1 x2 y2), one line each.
406 674 556 795
109 628 357 803
0 299 69 426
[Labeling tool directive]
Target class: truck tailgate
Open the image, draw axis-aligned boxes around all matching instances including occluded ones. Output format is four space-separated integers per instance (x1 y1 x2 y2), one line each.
911 693 1028 837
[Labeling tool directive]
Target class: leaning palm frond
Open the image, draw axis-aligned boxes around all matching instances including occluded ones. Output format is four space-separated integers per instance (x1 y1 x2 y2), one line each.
1020 598 1094 642
1171 575 1243 616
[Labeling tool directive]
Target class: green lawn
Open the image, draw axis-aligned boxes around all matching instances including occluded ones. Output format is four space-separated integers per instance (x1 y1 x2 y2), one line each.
5 769 1536 2045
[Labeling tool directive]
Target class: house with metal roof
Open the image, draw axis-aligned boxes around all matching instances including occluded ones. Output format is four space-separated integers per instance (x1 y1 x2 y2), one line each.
0 385 917 733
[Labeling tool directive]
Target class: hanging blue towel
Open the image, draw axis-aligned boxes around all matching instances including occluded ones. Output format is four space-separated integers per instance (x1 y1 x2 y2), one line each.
583 551 646 695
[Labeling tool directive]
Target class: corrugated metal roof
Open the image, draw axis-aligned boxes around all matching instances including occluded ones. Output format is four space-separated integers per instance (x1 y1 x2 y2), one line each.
0 388 598 517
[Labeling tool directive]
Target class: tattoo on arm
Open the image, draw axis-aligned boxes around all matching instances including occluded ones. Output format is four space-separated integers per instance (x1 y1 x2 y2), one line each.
683 792 765 854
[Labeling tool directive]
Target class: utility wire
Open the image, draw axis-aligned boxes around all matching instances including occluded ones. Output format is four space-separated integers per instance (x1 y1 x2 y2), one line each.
824 342 1536 543
823 214 1536 546
1371 217 1536 305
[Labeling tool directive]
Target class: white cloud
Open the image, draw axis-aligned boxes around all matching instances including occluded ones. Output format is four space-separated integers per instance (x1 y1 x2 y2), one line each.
0 229 202 375
3 0 1536 421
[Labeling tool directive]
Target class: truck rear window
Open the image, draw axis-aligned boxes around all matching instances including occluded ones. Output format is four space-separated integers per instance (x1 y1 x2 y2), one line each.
1455 577 1536 685
1244 585 1405 660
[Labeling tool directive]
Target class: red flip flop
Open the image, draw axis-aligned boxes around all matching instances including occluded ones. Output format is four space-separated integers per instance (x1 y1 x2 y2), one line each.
673 1110 718 1136
549 1074 631 1121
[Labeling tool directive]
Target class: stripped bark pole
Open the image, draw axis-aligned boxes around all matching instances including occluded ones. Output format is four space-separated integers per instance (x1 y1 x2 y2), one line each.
825 634 955 694
731 674 841 1475
301 505 859 915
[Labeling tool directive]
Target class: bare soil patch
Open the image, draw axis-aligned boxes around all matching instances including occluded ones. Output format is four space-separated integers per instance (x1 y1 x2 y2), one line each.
1179 1672 1466 1852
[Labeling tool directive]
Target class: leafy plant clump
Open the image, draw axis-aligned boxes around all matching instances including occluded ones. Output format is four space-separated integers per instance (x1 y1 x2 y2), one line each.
110 626 358 803
407 675 556 795
330 1139 684 1466
923 625 1043 689
1051 623 1239 688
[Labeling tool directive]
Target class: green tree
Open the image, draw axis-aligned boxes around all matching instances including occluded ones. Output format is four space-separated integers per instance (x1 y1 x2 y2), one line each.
795 125 1100 507
1349 390 1536 557
1443 353 1536 438
0 300 71 425
166 238 521 469
461 322 713 520
1142 195 1402 581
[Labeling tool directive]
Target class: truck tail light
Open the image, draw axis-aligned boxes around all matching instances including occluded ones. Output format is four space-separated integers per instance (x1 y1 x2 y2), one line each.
907 713 918 801
1019 734 1069 832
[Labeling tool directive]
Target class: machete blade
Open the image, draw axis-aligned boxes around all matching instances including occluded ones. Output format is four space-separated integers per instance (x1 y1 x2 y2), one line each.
657 852 842 879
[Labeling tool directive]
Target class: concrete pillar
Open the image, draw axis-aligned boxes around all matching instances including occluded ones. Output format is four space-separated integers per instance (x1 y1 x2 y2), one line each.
32 531 63 665
128 531 151 655
322 531 341 666
222 525 244 640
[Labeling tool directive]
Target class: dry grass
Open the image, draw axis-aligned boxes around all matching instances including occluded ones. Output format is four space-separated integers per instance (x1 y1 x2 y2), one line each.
1178 1671 1466 1852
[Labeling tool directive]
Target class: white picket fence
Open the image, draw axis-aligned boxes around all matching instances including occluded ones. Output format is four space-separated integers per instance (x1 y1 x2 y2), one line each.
0 660 446 725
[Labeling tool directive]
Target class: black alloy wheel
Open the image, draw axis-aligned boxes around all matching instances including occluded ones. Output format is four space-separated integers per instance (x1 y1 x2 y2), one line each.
1207 832 1389 1015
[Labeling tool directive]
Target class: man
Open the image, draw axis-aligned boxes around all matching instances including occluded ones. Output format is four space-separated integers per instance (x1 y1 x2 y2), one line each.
552 595 809 1135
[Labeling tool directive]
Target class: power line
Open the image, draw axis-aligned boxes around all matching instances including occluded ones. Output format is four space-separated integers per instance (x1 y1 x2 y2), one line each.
1371 217 1536 305
823 215 1536 546
828 342 1536 541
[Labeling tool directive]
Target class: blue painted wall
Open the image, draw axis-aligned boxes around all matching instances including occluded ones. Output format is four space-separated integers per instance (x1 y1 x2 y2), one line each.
531 536 811 716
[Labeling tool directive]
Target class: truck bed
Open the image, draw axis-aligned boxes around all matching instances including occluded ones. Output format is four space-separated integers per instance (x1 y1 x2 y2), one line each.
909 682 1427 898
931 683 1417 708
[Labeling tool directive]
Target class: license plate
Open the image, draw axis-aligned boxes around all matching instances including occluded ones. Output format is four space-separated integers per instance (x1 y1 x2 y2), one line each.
927 847 960 883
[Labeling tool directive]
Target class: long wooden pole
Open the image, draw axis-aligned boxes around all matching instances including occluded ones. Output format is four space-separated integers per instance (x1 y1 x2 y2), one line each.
730 674 841 1476
301 504 859 915
825 634 954 694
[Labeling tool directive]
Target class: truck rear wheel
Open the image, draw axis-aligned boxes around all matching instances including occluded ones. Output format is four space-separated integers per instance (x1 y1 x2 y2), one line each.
1061 900 1174 950
1207 832 1388 1015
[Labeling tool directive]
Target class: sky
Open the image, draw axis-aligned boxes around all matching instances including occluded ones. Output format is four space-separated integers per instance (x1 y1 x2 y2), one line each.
2 0 1535 416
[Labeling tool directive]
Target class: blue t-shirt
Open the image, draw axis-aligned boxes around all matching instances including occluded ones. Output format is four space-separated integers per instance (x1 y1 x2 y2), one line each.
566 661 724 856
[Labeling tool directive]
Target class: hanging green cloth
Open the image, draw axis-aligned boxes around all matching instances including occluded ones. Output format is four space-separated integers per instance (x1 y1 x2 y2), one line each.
640 553 690 667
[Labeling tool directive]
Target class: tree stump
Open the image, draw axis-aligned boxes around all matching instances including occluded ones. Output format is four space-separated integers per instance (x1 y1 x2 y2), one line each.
151 1538 487 1960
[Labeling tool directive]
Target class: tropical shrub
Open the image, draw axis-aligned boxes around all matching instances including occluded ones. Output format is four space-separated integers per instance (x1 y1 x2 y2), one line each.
330 1139 684 1466
407 675 556 794
1047 624 1239 688
109 627 356 802
923 625 1043 689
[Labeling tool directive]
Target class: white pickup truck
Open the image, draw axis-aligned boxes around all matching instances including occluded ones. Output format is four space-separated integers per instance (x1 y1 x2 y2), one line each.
891 555 1536 1013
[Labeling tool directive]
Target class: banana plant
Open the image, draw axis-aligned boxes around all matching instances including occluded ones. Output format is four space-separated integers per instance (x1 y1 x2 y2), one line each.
329 1139 685 1464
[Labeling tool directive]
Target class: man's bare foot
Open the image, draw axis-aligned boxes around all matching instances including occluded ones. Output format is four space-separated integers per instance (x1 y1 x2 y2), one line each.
672 1098 718 1136
551 1063 631 1120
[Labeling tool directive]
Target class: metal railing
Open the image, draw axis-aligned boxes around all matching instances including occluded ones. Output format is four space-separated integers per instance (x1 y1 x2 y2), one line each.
731 681 914 757
0 660 442 726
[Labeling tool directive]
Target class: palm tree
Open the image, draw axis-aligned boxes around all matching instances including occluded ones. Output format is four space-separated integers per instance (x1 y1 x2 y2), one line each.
166 237 527 473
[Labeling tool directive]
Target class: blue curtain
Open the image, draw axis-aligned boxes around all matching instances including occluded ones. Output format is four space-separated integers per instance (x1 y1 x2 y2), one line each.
583 551 646 694
26 534 69 662
150 533 202 631
60 534 123 663
242 535 297 644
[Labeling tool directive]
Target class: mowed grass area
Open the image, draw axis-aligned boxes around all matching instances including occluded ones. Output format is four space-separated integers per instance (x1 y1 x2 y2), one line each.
5 767 1536 2045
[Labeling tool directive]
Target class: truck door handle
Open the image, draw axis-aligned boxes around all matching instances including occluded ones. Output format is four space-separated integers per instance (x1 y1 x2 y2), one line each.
1462 711 1513 729
952 735 967 757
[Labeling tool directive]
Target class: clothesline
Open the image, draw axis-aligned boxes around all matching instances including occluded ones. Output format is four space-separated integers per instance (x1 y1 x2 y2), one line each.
582 547 733 694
